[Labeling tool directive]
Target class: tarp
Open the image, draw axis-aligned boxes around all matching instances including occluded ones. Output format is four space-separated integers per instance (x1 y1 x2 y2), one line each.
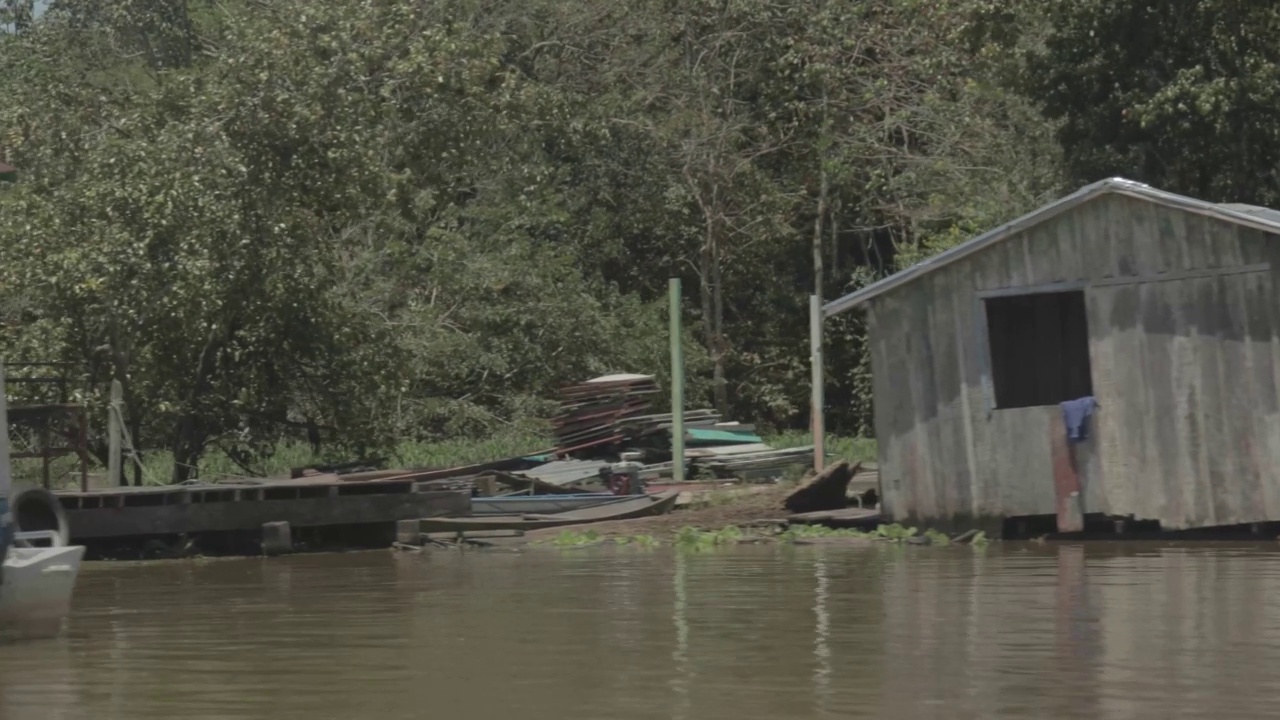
685 427 762 445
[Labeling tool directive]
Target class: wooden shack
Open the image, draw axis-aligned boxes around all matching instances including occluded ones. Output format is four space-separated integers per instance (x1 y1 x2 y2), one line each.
823 177 1280 536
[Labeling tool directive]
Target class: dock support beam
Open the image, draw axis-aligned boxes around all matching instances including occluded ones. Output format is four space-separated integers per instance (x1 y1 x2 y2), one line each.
261 521 292 556
396 519 421 546
670 278 685 483
810 294 825 473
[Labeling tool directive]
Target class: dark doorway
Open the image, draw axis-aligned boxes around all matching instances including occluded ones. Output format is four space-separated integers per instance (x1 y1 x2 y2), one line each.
985 290 1093 409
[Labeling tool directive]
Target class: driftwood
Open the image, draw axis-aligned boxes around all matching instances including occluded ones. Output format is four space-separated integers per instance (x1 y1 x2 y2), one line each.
784 461 860 514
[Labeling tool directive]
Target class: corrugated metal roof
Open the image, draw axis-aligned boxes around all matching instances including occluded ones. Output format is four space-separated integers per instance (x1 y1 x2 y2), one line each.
520 459 610 486
823 177 1280 317
1217 202 1280 225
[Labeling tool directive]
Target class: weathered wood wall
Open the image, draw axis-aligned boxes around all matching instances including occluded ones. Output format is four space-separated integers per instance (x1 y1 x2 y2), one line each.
868 192 1280 532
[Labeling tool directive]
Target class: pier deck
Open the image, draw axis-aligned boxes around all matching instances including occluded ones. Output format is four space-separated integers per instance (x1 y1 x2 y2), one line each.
52 474 471 557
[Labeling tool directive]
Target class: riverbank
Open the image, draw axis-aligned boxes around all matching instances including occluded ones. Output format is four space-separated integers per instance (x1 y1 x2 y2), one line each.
421 483 987 551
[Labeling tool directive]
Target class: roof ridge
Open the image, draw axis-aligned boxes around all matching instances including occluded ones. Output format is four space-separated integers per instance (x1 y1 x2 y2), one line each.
822 178 1280 316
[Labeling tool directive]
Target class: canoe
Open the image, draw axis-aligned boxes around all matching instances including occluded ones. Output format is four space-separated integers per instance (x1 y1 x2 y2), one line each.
471 493 628 516
418 490 681 533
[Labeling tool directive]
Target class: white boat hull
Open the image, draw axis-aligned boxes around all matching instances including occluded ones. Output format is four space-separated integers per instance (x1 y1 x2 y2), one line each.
0 544 85 641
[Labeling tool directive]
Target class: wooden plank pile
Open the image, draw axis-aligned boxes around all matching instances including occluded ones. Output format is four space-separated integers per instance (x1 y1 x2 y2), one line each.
548 373 816 481
551 375 661 453
552 375 722 457
694 445 815 480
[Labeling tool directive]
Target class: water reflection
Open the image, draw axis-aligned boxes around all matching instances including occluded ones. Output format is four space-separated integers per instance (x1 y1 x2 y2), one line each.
2 544 1280 719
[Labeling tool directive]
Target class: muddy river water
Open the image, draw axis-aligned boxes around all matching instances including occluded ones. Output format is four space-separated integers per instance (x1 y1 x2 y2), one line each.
2 542 1280 719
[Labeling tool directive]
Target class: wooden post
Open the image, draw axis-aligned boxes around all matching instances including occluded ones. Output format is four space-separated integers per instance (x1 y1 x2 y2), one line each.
108 379 123 488
0 362 10 563
810 294 825 472
0 361 11 508
670 278 685 483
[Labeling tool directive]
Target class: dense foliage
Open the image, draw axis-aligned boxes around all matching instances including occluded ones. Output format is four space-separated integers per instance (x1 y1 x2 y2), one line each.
1 0 1263 479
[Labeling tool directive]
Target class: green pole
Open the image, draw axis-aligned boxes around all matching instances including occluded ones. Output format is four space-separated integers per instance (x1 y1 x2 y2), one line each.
669 278 685 483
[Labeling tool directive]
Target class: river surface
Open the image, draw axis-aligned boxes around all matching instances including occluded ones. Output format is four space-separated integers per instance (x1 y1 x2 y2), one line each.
2 542 1280 719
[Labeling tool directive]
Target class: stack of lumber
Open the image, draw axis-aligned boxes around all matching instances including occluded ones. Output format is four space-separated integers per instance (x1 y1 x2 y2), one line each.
695 445 814 480
552 374 660 452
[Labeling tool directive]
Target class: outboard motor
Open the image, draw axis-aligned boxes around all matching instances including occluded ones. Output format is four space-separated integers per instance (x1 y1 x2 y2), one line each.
9 486 70 547
607 452 646 496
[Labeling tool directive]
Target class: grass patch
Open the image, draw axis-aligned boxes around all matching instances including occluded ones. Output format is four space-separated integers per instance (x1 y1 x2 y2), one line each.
535 522 989 551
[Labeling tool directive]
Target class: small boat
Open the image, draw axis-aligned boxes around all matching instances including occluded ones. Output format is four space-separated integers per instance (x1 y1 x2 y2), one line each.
471 493 629 516
0 361 86 642
419 490 681 534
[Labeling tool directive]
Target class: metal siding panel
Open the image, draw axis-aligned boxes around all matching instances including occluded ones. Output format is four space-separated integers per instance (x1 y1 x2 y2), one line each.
1215 218 1246 268
1127 196 1166 275
1108 195 1140 277
1240 270 1280 520
989 407 1056 516
1053 210 1086 282
1196 278 1231 526
1182 212 1215 269
906 286 941 520
1137 281 1183 524
1020 223 1052 286
974 235 1014 292
1237 226 1272 265
1078 195 1117 280
925 275 960 519
870 299 909 522
1213 273 1266 524
1176 282 1208 527
952 270 983 520
1101 283 1144 516
1015 233 1035 287
1083 287 1118 516
1155 200 1191 272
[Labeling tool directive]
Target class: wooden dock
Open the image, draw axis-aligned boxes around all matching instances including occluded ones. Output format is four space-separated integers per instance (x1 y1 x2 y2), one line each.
53 474 470 558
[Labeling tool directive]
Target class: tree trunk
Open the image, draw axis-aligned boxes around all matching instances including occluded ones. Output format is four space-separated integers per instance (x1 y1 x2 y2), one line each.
171 416 205 484
698 212 717 411
814 91 831 297
169 327 220 483
710 227 728 416
813 162 829 297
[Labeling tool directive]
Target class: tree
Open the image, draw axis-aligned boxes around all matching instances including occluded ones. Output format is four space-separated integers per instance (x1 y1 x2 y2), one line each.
1023 0 1280 204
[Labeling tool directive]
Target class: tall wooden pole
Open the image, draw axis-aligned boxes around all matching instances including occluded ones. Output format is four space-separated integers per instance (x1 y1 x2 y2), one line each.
0 362 10 499
0 361 12 563
810 295 825 472
670 278 685 483
108 379 123 487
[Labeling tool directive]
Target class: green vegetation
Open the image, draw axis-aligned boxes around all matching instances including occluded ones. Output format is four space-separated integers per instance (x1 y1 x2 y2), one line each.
15 428 869 487
537 522 988 551
2 0 1266 482
551 529 604 548
766 432 878 465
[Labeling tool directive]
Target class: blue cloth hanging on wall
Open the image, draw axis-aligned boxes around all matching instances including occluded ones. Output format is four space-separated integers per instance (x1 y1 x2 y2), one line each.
1060 396 1097 444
